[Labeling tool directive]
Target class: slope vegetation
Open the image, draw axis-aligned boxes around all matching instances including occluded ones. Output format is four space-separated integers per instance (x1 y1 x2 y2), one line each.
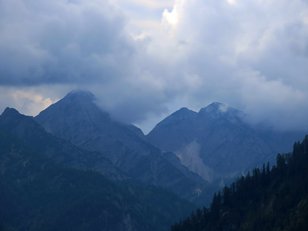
171 135 308 231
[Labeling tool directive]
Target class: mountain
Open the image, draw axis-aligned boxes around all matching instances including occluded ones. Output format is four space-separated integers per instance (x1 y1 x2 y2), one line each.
147 102 305 182
0 116 195 231
35 90 206 200
171 135 308 231
0 107 124 180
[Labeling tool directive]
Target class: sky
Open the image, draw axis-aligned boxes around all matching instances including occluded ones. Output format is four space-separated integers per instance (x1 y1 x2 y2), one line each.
0 0 308 133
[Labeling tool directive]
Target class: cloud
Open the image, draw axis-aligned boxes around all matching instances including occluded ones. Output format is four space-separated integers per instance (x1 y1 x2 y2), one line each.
140 0 308 131
0 0 172 126
114 0 173 10
112 0 174 37
0 0 132 85
1 0 308 132
0 86 63 116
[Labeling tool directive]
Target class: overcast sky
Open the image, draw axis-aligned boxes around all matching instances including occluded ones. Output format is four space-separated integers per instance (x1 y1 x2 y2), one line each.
0 0 308 133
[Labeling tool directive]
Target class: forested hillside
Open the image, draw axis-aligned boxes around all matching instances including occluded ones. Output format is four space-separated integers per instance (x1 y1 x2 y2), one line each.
171 135 308 231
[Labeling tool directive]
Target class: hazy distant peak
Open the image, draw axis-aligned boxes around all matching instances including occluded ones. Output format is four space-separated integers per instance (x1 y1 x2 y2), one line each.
167 107 196 121
36 89 112 125
198 102 246 123
64 90 95 102
199 102 230 114
174 107 197 116
152 107 197 129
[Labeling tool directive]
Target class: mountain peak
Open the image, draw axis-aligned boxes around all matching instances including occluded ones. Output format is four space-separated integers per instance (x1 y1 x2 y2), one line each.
36 90 111 132
0 107 43 136
199 102 229 114
64 90 95 102
198 102 246 124
159 107 197 125
175 107 196 116
1 107 22 118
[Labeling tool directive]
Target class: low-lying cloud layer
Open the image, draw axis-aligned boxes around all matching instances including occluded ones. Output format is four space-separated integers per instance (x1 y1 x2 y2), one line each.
0 0 308 132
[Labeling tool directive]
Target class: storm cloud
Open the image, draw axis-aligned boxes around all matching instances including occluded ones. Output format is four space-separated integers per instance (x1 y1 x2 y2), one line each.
147 0 308 130
0 0 132 85
0 0 308 132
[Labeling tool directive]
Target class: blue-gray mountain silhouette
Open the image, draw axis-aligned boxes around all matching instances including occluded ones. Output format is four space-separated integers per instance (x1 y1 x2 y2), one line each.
0 107 195 231
147 102 305 182
36 90 206 200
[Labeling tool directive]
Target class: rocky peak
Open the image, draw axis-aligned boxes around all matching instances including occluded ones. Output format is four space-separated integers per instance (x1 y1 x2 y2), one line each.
176 107 196 115
156 107 197 128
64 90 96 102
198 102 244 123
36 90 111 126
1 107 22 119
0 108 34 128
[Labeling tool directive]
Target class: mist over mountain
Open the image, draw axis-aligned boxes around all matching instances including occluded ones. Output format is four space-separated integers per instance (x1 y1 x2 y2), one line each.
147 102 305 182
36 90 206 201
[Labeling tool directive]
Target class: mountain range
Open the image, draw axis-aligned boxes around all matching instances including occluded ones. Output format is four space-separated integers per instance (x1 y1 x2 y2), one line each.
147 102 305 183
0 111 194 231
0 89 306 231
0 107 124 180
35 90 206 201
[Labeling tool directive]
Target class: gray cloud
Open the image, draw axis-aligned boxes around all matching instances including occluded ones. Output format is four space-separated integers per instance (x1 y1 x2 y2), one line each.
0 0 132 85
140 0 308 131
1 0 308 132
0 0 171 127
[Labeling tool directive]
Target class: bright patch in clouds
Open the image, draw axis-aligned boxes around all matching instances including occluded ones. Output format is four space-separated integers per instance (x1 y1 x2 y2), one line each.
0 87 57 116
112 0 174 32
227 0 238 5
163 5 179 26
